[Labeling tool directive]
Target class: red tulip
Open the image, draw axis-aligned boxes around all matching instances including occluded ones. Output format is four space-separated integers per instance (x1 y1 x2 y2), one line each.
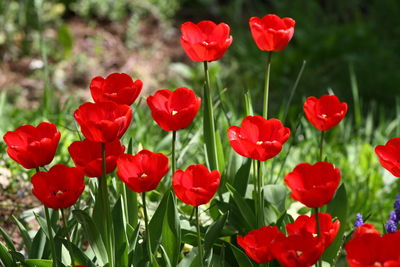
249 14 295 52
284 161 341 208
90 73 142 106
74 101 132 143
228 116 290 161
346 229 400 267
286 213 340 249
172 164 220 206
31 164 85 209
3 122 61 169
180 20 233 62
375 138 400 177
271 232 324 267
303 95 348 131
147 87 201 132
117 149 169 193
353 224 380 238
68 139 125 178
237 226 284 264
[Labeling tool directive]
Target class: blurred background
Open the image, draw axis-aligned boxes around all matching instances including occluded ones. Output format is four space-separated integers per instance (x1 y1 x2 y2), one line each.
1 0 400 252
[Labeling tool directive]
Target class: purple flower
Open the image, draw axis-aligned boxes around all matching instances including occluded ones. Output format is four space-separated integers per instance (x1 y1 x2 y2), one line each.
385 219 397 233
354 213 364 228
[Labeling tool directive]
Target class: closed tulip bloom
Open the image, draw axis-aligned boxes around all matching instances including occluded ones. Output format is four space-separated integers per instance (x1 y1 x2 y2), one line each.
3 122 61 169
346 229 400 267
271 232 324 267
228 116 290 161
249 14 295 52
286 213 340 249
31 164 85 209
180 20 233 62
117 149 169 193
147 87 201 132
237 226 284 264
90 73 143 106
284 162 341 208
172 164 220 206
68 139 125 178
74 101 132 143
303 95 348 131
375 138 400 177
353 224 380 239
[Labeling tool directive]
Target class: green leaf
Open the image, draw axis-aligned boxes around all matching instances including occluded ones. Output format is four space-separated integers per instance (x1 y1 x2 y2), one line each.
127 223 140 253
126 138 138 227
230 244 254 267
148 192 169 252
112 197 129 267
263 184 287 213
57 24 74 58
322 184 348 263
204 212 228 253
215 130 225 173
244 90 254 116
0 242 16 267
25 259 53 267
232 159 252 197
161 192 181 266
226 183 256 229
12 215 32 251
73 210 108 266
58 238 95 267
159 245 172 267
0 227 16 251
29 229 47 259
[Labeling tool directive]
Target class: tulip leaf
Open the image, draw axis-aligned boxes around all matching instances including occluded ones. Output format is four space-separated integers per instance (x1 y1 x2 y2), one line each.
25 259 53 267
0 227 16 252
29 229 47 259
12 215 32 252
244 90 254 116
204 212 228 253
232 159 252 197
226 183 257 230
230 244 254 267
127 222 140 253
73 210 107 266
58 237 96 267
215 130 225 173
159 245 172 267
149 191 169 253
161 192 181 266
0 242 17 267
126 138 139 227
322 184 348 263
263 184 288 213
112 197 129 267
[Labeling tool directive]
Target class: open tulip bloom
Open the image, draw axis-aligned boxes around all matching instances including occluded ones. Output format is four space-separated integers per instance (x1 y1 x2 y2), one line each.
375 137 400 177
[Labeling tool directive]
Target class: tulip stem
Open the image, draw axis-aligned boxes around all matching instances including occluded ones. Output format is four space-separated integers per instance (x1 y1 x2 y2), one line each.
101 143 114 267
256 160 264 227
61 208 75 266
195 206 204 267
172 130 176 175
142 192 153 263
203 61 219 172
263 51 272 118
314 207 322 267
319 131 325 161
44 206 58 267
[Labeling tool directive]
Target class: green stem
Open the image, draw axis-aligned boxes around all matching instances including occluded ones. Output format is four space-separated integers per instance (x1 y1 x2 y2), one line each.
101 143 114 267
263 52 272 118
203 61 219 171
172 131 176 175
195 206 204 267
319 131 325 161
61 209 74 266
314 207 322 267
142 192 153 263
257 160 264 227
44 206 58 267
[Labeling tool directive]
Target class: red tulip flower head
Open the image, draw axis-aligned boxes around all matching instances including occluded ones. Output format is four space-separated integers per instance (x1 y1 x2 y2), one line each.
237 226 284 264
3 122 61 169
249 14 295 52
172 164 220 206
228 116 290 161
375 138 400 177
90 73 142 106
68 139 125 178
353 224 380 238
180 20 233 62
74 101 132 143
284 161 341 208
346 228 400 267
271 232 324 267
31 164 85 209
147 87 201 132
286 213 340 249
303 95 348 131
117 149 169 193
